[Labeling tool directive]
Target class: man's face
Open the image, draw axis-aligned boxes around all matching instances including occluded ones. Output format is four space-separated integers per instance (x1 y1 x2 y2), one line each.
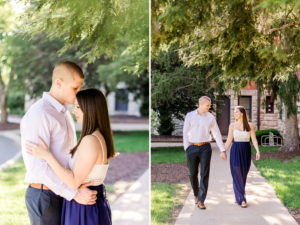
60 73 84 104
199 100 211 112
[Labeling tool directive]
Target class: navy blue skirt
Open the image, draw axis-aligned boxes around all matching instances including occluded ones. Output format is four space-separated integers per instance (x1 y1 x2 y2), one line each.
230 141 251 205
61 184 112 225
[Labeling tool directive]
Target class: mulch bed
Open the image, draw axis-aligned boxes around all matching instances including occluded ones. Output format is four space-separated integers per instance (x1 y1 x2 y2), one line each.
251 151 300 162
151 163 190 184
105 152 149 184
0 123 19 131
289 209 300 225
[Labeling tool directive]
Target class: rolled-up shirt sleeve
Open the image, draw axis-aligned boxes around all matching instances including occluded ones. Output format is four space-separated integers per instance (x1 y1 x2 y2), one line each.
183 113 191 150
210 118 225 152
21 111 77 201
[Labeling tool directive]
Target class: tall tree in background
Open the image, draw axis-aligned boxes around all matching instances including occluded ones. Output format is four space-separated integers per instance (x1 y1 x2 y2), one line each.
152 0 300 150
152 47 224 135
0 1 16 123
25 0 149 74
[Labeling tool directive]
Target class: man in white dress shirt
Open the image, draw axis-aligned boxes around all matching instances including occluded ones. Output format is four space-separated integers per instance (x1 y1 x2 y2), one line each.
183 96 226 209
21 62 97 225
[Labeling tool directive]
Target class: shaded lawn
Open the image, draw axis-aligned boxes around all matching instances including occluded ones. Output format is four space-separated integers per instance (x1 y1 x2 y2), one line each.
151 182 184 225
251 146 279 153
151 147 185 164
255 157 300 210
77 130 149 153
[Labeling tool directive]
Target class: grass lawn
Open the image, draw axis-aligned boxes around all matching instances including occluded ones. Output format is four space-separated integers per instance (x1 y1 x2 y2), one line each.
151 147 185 164
0 159 115 225
255 157 300 210
151 147 187 224
77 130 149 153
151 182 184 225
0 160 30 225
251 146 279 153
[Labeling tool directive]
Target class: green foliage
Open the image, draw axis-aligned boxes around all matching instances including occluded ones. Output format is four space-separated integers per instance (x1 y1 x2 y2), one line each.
152 0 300 100
276 74 300 118
7 89 25 115
24 0 149 73
156 108 174 135
255 129 281 145
151 46 224 134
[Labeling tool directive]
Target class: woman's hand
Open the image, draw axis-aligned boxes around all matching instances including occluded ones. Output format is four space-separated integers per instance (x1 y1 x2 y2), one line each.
26 137 50 160
256 152 261 160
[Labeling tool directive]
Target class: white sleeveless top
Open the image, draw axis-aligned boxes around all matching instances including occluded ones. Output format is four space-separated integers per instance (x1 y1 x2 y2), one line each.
69 134 109 186
234 129 250 142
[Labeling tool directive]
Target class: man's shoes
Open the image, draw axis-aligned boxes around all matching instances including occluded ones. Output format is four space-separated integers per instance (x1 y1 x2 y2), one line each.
197 202 206 210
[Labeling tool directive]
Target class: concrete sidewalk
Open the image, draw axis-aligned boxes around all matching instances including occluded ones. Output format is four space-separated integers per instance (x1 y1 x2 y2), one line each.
175 143 298 225
0 130 22 171
111 169 149 225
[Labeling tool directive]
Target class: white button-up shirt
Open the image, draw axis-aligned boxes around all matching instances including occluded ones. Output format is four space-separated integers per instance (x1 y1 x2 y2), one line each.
21 92 77 200
183 110 225 152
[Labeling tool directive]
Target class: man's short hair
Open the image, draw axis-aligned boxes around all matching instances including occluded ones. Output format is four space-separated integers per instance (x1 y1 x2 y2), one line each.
198 96 211 103
53 61 84 79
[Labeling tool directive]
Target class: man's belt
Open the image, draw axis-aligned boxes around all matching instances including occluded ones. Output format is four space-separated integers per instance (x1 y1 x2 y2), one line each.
189 142 210 146
30 183 51 190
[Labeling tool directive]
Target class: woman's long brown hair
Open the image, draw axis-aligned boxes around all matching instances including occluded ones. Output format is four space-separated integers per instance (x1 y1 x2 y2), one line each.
236 106 250 132
70 88 115 159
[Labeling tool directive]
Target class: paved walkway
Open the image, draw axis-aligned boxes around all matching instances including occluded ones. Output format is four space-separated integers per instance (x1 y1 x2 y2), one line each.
0 130 22 170
111 169 149 225
175 143 298 225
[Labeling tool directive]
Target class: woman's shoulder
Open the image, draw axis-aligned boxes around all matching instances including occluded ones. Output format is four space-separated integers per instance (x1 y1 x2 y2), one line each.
78 134 101 154
248 122 255 130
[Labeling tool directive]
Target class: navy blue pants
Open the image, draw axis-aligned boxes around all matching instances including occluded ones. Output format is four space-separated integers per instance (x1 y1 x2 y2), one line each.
25 185 63 225
186 144 212 202
230 141 251 205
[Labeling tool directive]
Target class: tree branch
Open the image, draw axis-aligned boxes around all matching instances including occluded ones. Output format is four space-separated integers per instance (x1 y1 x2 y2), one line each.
268 20 300 34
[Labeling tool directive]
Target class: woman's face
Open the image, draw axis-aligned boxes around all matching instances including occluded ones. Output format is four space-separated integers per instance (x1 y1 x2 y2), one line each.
234 108 243 120
72 99 83 124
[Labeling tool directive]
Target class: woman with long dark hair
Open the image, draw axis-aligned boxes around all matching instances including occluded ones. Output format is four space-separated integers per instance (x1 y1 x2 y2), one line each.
224 106 260 208
26 88 115 224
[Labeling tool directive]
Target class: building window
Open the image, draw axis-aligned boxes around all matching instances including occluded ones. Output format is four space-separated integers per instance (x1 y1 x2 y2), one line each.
266 96 274 114
238 96 252 120
115 89 129 111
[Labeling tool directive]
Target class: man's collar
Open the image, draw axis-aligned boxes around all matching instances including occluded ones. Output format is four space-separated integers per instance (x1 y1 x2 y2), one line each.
43 92 67 113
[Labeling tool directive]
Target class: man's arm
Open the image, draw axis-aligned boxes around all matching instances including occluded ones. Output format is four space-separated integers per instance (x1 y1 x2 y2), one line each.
183 113 191 150
21 112 77 201
210 117 226 152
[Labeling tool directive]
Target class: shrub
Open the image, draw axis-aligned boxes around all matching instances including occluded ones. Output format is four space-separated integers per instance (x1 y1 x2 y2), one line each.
256 129 281 145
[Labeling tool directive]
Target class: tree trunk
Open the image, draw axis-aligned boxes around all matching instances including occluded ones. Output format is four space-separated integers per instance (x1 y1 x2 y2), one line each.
0 72 8 124
280 107 300 152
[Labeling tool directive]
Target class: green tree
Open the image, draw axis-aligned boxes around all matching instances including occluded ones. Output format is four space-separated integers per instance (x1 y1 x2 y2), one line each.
152 47 224 135
152 0 300 150
0 1 16 123
25 0 149 74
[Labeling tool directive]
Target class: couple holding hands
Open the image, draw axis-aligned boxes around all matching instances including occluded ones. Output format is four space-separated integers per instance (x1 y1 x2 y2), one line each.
183 96 261 210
